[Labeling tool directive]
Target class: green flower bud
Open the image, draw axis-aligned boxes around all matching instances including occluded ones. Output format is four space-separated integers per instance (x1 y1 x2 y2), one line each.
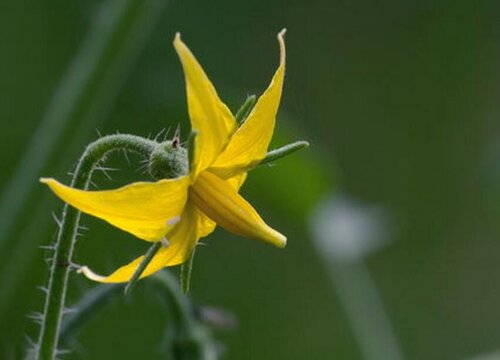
148 140 189 180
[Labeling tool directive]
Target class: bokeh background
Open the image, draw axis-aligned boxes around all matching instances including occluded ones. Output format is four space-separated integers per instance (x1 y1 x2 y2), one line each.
2 0 500 359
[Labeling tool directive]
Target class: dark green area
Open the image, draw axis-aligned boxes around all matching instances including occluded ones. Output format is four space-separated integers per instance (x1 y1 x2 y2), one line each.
1 0 500 359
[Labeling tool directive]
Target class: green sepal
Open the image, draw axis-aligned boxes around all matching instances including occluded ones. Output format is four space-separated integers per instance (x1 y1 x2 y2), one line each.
180 247 196 293
260 140 310 166
148 141 189 180
235 95 256 123
124 241 162 295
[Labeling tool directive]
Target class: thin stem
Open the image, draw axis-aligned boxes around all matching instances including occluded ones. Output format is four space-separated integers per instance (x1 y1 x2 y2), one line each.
36 134 156 360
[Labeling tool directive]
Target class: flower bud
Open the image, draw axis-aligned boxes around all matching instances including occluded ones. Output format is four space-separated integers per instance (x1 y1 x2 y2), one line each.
148 141 189 180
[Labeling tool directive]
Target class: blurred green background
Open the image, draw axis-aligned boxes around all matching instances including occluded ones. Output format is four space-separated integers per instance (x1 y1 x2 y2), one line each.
2 0 500 359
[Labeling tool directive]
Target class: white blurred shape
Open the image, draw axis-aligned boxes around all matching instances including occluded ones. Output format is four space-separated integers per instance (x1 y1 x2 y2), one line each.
309 194 404 360
311 195 391 262
466 351 500 360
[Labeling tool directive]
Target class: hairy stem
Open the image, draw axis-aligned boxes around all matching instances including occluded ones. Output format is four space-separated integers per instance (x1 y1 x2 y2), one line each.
36 134 156 359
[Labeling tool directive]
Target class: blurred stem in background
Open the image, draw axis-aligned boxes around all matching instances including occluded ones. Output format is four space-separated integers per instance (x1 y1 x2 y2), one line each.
0 0 168 324
153 271 219 360
310 195 404 360
60 270 219 359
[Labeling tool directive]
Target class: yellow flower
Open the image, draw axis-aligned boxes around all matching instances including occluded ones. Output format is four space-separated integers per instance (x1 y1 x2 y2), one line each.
40 30 287 283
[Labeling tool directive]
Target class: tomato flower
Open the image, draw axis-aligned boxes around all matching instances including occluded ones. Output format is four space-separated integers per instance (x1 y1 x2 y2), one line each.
41 29 287 282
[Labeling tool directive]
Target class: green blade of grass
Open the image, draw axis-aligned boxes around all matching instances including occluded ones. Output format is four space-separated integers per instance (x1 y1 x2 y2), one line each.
0 0 168 251
0 0 169 327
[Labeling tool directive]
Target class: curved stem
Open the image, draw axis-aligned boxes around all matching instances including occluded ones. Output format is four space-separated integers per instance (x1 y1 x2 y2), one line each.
36 134 156 360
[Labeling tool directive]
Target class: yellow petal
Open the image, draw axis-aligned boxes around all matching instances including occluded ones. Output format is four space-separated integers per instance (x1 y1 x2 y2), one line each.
210 30 286 179
190 171 286 248
79 202 204 283
225 171 247 190
195 204 216 237
191 171 246 238
40 176 190 242
173 33 237 179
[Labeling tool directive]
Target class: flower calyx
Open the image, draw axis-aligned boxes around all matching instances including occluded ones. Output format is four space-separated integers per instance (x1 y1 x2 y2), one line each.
148 138 189 180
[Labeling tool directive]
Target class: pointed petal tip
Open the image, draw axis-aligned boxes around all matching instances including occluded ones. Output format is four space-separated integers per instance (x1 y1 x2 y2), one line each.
173 32 183 49
40 177 58 187
278 29 286 63
269 229 287 248
260 222 286 248
77 266 107 282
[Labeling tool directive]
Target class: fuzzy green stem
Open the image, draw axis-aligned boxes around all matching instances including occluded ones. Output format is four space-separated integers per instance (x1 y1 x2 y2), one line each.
36 134 156 360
